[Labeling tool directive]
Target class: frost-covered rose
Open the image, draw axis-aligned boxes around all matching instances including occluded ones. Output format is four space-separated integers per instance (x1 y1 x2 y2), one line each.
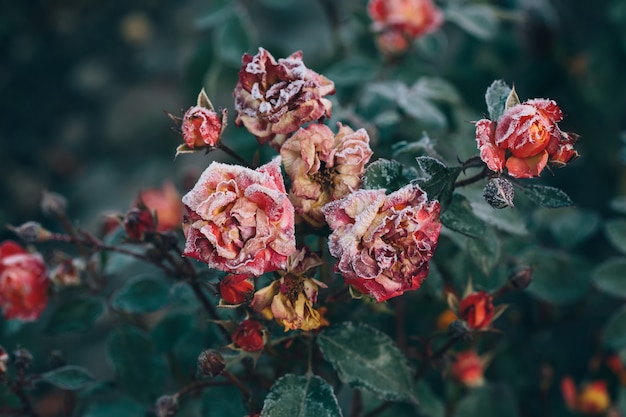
476 99 579 178
233 48 335 150
0 241 48 321
323 184 441 302
181 106 223 148
281 123 373 228
368 0 443 39
182 157 296 276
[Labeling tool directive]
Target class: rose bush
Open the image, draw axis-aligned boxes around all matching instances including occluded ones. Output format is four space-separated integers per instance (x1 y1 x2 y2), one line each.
182 157 296 276
323 183 441 302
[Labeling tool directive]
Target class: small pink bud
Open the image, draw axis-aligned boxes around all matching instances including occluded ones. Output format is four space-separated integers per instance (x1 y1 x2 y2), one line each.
181 106 222 148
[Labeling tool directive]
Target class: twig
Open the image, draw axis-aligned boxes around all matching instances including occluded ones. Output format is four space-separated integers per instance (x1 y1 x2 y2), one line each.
219 143 252 167
414 333 465 380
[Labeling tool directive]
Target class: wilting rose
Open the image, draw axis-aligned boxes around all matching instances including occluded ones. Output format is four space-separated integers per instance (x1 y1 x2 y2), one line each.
232 319 266 352
0 241 48 321
219 274 254 305
451 351 485 387
281 123 373 228
476 99 579 178
561 377 611 415
136 182 184 232
182 157 296 276
250 248 328 332
458 291 494 330
233 48 335 150
323 184 441 302
368 0 444 40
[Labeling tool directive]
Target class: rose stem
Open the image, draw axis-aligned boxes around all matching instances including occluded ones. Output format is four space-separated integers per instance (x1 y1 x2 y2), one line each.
218 143 252 167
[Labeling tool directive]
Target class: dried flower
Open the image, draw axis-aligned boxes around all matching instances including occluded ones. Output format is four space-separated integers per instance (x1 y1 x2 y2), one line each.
197 349 225 377
182 157 296 276
281 123 373 228
323 184 441 302
233 48 335 150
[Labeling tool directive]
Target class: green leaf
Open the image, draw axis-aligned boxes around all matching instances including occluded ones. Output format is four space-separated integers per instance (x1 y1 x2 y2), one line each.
446 4 499 40
111 275 171 314
415 381 444 417
397 93 447 129
83 396 145 417
392 133 439 159
414 156 462 209
441 194 486 239
523 250 591 304
592 258 626 298
317 322 418 404
107 326 167 402
484 80 511 121
411 77 461 104
544 208 601 247
260 374 342 417
604 306 626 350
362 159 407 192
467 226 500 274
610 196 626 214
215 13 252 67
324 56 379 87
515 184 573 208
41 366 94 390
605 219 626 254
151 312 195 353
453 385 520 417
45 296 105 335
470 200 528 236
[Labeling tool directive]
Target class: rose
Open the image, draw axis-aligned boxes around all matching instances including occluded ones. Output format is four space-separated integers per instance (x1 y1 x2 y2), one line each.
458 291 494 330
561 377 611 414
322 183 441 302
182 157 296 276
281 123 373 228
219 274 254 305
181 106 223 148
0 241 48 321
136 182 183 233
368 0 444 39
233 48 335 150
231 320 266 352
451 351 485 387
476 99 579 178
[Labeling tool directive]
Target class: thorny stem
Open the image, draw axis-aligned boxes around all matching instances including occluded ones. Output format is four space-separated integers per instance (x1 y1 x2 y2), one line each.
454 166 489 188
189 280 231 343
223 371 252 402
219 143 252 167
176 378 231 399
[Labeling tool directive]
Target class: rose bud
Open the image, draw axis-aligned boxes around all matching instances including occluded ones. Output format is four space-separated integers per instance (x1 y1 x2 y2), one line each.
368 0 444 40
232 320 266 352
197 349 225 377
561 376 611 415
447 319 471 341
375 30 410 56
135 182 183 233
12 348 33 372
155 395 178 417
182 106 222 149
451 351 485 387
41 190 68 218
0 241 49 321
9 221 52 243
508 266 533 290
476 98 579 178
458 291 494 330
219 274 254 305
123 207 155 241
482 177 515 209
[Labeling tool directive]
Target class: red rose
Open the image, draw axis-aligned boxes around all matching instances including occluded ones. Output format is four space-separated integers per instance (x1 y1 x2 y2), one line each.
451 351 485 387
368 0 443 40
458 291 494 330
219 274 254 305
232 320 266 352
124 207 155 240
0 241 48 321
476 99 579 178
181 106 222 148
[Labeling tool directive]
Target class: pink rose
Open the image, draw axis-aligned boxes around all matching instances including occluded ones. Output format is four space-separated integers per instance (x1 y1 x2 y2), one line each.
281 123 373 228
0 241 48 321
182 157 296 276
233 48 335 150
476 99 579 178
181 106 223 148
323 184 441 302
368 0 444 39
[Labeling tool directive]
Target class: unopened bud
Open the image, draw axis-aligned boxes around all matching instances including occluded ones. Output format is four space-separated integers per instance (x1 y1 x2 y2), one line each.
509 266 533 290
448 320 471 341
197 349 225 377
41 191 68 217
124 207 155 240
483 177 515 209
9 222 52 243
155 395 178 417
13 348 33 372
48 350 66 369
